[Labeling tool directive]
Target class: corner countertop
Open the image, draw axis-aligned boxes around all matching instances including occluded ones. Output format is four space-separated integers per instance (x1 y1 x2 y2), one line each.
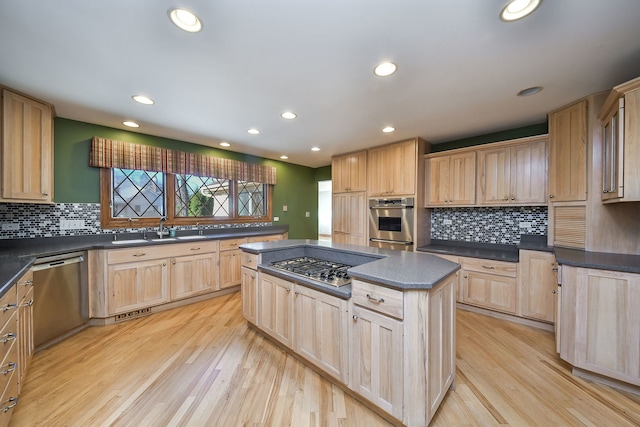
554 247 640 274
0 226 289 299
417 239 520 262
240 239 460 296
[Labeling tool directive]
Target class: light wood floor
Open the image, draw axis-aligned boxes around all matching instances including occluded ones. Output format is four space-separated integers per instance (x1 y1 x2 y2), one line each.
10 292 640 426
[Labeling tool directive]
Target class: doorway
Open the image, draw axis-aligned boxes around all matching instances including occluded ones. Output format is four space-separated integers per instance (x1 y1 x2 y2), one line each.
318 180 331 241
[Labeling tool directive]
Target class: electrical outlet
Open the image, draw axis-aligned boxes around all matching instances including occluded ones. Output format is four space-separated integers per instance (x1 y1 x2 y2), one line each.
60 219 86 230
305 211 310 217
273 216 279 222
443 219 453 225
1 223 19 231
282 205 288 212
519 222 532 228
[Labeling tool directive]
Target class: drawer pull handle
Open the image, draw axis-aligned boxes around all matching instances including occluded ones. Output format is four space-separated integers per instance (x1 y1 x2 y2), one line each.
2 362 16 375
366 294 384 304
2 304 16 313
21 300 33 307
23 280 33 286
190 247 201 251
132 253 146 257
481 265 495 270
2 397 17 412
1 333 16 343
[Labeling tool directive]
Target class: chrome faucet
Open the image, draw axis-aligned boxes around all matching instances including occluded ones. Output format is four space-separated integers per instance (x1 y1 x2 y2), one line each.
196 221 203 235
158 217 167 238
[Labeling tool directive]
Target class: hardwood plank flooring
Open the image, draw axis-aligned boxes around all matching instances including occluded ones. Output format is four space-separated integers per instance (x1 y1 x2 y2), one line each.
10 292 640 426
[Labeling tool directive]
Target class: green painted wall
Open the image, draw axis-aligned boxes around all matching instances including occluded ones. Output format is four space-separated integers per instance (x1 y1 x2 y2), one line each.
53 118 319 239
431 123 548 152
314 165 332 182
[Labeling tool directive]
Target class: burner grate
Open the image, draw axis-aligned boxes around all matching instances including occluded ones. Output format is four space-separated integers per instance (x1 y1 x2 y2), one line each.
270 257 352 287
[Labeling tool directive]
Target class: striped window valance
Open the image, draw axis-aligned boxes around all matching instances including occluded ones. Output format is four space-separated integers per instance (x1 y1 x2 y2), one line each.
89 137 277 185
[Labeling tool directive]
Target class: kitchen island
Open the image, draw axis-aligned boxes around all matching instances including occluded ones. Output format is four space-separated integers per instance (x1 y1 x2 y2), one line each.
239 240 459 427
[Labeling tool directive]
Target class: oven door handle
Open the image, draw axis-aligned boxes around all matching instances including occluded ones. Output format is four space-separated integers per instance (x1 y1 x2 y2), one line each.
369 238 413 245
369 206 410 210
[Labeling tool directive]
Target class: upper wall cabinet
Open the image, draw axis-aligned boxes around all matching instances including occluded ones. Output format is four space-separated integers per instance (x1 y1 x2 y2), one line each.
548 100 588 202
599 75 640 203
477 136 547 206
425 151 476 206
1 88 54 204
368 138 420 197
331 150 367 193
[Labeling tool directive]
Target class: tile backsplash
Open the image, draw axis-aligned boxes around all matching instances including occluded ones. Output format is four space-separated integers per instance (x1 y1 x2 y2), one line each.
0 203 271 239
431 206 547 245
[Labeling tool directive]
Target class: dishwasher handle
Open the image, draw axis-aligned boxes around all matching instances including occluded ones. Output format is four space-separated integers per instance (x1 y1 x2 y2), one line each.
32 255 85 271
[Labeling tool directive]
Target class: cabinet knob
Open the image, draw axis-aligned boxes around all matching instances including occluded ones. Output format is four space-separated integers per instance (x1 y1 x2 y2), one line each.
511 197 515 201
162 263 166 266
42 193 49 197
549 195 555 199
503 197 509 201
552 290 558 294
286 288 291 292
463 274 467 278
352 315 359 321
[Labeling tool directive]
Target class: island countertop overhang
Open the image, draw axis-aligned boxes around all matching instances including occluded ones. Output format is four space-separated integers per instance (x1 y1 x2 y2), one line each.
240 239 460 292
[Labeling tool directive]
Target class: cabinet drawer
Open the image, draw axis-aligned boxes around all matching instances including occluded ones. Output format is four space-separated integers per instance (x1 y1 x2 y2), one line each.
169 241 219 257
0 325 17 399
241 252 260 269
220 238 248 251
0 367 18 424
352 280 404 320
0 288 17 332
461 257 517 277
107 245 172 264
16 270 34 303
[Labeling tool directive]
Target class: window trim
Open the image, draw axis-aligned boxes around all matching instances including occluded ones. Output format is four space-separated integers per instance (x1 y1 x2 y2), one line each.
100 168 273 228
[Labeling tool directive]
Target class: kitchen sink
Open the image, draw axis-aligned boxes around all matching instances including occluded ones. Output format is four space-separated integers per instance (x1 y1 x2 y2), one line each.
176 235 207 240
150 238 176 242
111 239 147 245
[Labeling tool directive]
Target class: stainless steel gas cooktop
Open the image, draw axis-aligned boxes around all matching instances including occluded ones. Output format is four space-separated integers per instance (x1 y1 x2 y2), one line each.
270 257 352 287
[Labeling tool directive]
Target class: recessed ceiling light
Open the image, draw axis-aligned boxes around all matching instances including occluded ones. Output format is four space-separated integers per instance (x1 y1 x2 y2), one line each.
280 155 289 160
220 142 231 147
168 8 203 32
311 147 321 152
281 111 297 120
517 86 543 96
248 128 260 135
123 121 139 128
500 0 542 22
374 62 397 77
382 126 395 133
132 95 154 105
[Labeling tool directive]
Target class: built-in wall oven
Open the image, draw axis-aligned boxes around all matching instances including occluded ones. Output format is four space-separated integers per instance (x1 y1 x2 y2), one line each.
368 197 414 251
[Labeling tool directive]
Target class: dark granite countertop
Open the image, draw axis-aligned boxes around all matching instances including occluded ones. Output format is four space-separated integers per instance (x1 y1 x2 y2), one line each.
555 247 640 274
240 239 461 294
416 239 520 262
0 226 288 298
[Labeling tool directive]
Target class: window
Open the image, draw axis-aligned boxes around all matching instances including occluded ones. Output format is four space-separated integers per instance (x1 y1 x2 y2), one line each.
100 168 272 228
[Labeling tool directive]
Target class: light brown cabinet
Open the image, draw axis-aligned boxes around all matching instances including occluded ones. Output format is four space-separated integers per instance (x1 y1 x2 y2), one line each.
257 273 294 348
459 257 517 314
599 76 640 203
332 151 367 193
368 139 418 197
16 270 33 395
477 137 547 205
108 259 169 315
518 250 556 323
294 285 348 382
548 100 588 202
0 278 20 424
331 192 367 246
219 238 246 289
170 252 218 300
240 266 258 324
425 151 476 206
1 88 54 204
559 266 640 387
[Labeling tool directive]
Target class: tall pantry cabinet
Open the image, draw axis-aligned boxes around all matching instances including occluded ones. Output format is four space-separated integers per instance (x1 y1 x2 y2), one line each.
331 151 368 246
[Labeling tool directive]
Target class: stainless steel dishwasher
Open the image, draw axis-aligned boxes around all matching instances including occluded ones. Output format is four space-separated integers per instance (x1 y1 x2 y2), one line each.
32 251 89 349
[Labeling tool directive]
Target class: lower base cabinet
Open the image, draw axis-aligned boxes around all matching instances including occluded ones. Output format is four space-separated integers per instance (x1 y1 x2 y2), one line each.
458 257 517 315
247 269 456 426
108 260 169 315
559 266 640 387
240 266 258 324
170 253 218 300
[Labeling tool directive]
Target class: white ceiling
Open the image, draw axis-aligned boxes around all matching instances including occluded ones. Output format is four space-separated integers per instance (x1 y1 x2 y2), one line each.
1 0 640 168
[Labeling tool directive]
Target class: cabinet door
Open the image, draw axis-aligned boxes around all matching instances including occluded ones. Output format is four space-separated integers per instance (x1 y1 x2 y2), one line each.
17 284 33 394
449 152 476 204
347 192 367 245
548 100 587 201
294 286 348 382
108 259 169 315
426 156 451 206
258 274 293 347
461 270 516 314
601 100 623 200
518 250 556 322
332 193 348 235
241 266 258 324
219 250 242 289
574 268 640 386
331 151 367 193
1 89 53 203
389 140 416 196
477 147 510 205
367 147 390 196
510 138 547 204
170 253 216 300
351 305 403 419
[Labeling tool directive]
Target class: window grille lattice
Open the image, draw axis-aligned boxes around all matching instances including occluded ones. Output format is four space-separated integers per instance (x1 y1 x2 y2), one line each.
175 175 231 218
238 181 265 217
112 169 165 218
